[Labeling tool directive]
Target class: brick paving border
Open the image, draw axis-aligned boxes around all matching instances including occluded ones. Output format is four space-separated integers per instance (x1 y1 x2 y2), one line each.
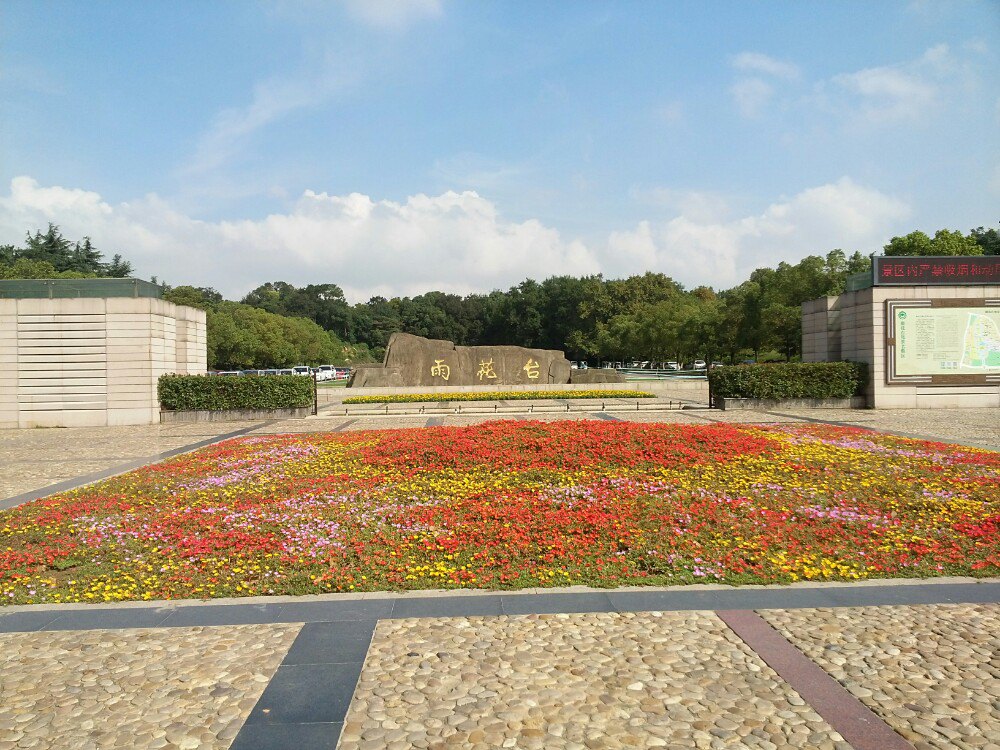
718 609 916 750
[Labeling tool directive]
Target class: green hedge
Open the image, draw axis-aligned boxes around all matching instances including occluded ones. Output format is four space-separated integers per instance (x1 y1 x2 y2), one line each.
708 362 867 400
158 374 314 411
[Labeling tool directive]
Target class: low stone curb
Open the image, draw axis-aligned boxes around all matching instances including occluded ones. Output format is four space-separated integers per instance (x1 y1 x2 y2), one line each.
160 407 311 423
320 398 700 417
717 396 867 410
1 576 994 614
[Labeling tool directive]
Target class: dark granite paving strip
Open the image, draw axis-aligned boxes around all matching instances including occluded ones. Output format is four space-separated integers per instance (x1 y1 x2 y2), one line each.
0 610 62 633
1 582 997 634
592 412 621 421
230 723 342 750
231 620 377 750
501 592 615 615
607 582 1000 613
156 603 287 628
43 607 173 631
718 609 915 750
755 410 1000 452
389 595 504 619
267 599 394 624
0 421 274 510
332 418 358 432
425 416 444 427
282 621 377 665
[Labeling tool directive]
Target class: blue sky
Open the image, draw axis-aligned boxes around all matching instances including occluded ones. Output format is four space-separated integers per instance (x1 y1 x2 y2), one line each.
1 0 998 301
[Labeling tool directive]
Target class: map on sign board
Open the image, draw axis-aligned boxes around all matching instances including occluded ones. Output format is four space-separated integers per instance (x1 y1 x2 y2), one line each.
893 306 1000 377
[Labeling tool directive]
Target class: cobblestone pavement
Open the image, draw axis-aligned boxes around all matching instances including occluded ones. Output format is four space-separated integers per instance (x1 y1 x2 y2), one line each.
341 611 850 750
0 624 300 750
762 604 1000 750
0 421 260 501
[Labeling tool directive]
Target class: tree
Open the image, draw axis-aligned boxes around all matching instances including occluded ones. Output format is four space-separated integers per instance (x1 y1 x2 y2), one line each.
163 286 224 310
884 229 981 257
1 224 136 278
970 225 1000 256
106 254 134 277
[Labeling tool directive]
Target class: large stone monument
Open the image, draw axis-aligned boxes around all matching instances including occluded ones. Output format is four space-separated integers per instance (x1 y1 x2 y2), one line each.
348 332 623 387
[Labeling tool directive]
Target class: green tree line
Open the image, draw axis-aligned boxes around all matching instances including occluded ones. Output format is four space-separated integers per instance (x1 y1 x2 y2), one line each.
0 223 133 279
3 222 997 369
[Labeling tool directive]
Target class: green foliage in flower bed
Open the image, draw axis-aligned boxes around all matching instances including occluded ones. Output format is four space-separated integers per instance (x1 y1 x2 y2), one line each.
708 362 867 400
158 374 314 411
343 390 654 404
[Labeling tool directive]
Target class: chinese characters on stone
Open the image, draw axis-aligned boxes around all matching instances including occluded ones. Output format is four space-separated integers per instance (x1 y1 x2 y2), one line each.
430 359 451 381
523 359 540 380
477 359 498 381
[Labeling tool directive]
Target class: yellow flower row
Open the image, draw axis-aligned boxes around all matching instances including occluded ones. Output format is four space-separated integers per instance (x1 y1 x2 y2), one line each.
343 389 654 404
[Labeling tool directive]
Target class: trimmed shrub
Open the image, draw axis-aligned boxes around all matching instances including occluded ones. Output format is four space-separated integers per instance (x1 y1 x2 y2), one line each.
708 362 867 400
158 374 314 411
343 390 654 405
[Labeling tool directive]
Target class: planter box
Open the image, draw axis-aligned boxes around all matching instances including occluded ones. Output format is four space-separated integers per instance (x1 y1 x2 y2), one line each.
160 406 311 423
717 397 867 411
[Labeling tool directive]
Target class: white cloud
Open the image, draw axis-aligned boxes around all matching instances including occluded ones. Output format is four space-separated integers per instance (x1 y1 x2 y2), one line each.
343 0 442 30
825 44 969 126
0 176 911 300
832 64 937 124
0 177 599 302
729 52 800 118
631 187 730 224
606 178 911 288
730 77 773 118
181 57 357 179
733 52 801 81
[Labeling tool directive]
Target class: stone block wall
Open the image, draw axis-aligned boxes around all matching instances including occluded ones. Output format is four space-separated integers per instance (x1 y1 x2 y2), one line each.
0 298 206 428
801 285 999 408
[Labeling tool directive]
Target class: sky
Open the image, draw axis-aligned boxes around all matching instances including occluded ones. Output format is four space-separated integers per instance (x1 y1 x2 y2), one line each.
1 0 998 303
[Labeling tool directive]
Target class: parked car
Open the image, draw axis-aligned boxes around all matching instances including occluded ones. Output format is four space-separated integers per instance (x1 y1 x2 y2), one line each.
692 359 707 369
291 365 312 376
665 361 680 371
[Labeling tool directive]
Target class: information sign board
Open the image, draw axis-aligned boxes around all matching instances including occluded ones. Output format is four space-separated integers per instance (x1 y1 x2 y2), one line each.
886 299 1000 385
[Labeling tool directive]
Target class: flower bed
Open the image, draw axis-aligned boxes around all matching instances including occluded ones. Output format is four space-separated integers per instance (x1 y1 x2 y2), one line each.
342 390 653 404
1 421 997 604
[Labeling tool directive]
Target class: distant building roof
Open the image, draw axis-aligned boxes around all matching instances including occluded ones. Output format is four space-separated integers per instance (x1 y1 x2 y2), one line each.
0 278 164 299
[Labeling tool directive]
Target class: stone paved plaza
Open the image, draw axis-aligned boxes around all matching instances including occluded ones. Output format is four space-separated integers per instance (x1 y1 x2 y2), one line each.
0 407 998 749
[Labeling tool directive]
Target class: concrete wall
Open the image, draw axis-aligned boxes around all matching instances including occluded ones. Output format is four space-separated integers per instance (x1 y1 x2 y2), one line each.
802 285 999 408
801 297 840 363
0 298 206 428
